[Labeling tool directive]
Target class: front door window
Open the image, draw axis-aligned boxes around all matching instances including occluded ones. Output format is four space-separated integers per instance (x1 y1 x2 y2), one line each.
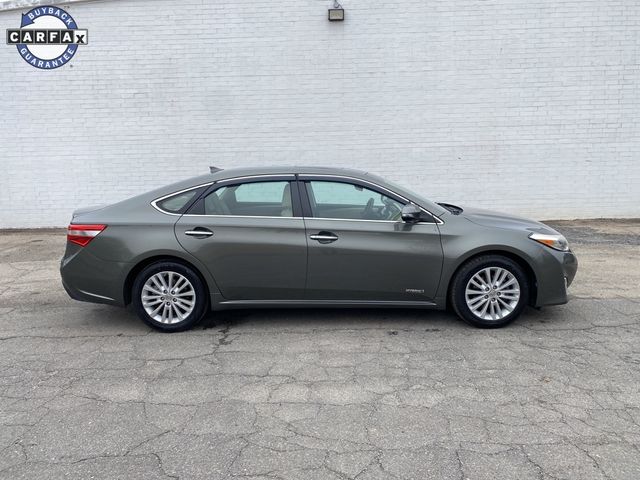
306 181 404 221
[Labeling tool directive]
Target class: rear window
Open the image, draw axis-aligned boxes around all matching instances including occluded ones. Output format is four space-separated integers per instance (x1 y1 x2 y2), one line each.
155 188 203 214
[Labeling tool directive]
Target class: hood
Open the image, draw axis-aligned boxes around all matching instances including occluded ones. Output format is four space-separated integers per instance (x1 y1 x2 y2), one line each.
461 206 559 235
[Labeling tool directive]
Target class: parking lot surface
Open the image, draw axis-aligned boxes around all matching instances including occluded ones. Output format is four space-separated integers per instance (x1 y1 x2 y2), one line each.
1 220 639 479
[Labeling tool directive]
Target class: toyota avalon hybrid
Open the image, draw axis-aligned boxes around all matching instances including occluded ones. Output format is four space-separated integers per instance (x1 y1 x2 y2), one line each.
61 166 577 332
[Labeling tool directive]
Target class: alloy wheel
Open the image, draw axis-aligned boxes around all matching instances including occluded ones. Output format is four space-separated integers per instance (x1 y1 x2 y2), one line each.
465 267 520 321
141 271 196 324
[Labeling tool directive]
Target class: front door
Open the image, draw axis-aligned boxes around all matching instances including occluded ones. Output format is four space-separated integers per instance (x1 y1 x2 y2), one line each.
176 177 307 300
300 178 443 302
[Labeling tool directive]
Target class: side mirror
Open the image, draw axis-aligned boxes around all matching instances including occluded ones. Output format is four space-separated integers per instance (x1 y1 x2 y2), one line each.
401 204 422 223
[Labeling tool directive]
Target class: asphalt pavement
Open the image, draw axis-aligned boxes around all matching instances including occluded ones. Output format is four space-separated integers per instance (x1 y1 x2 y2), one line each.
0 219 639 479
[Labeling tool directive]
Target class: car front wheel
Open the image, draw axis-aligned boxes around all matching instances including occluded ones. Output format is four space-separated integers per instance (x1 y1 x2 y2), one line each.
132 261 207 332
450 255 529 328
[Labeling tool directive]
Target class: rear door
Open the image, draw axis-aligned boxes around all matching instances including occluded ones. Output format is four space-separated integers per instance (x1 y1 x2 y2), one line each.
300 176 443 302
175 175 307 300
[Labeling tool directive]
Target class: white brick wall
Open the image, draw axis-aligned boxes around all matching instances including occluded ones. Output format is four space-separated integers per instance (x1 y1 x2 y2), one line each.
1 0 639 227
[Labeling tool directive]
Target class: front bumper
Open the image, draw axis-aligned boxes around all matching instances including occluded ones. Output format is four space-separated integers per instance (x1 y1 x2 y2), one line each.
534 248 578 307
562 250 578 287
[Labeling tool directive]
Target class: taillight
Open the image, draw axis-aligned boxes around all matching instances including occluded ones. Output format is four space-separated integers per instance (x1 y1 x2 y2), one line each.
67 224 107 247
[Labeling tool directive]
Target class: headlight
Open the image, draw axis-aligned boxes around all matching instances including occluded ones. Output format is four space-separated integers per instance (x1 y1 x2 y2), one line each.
529 233 570 252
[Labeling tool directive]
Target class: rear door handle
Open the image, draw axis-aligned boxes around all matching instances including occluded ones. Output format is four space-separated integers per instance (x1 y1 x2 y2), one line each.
309 231 338 244
184 227 213 238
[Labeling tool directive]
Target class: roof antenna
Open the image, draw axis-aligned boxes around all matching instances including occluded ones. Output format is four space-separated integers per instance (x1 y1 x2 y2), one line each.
209 165 223 173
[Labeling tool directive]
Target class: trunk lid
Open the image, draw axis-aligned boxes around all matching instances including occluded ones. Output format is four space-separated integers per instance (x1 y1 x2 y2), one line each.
72 205 107 219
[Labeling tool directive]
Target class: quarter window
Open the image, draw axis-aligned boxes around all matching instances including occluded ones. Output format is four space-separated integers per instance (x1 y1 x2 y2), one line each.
204 181 293 217
306 181 404 221
155 188 203 214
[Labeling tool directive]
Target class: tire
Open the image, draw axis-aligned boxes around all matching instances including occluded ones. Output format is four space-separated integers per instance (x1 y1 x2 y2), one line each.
450 255 529 328
132 261 208 332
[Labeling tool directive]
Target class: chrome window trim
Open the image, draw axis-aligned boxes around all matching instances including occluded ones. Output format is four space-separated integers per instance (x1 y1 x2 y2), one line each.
151 182 214 216
152 175 296 217
300 174 444 225
182 214 300 220
151 173 444 225
305 217 428 225
214 174 296 183
181 214 436 225
173 215 436 224
181 214 433 224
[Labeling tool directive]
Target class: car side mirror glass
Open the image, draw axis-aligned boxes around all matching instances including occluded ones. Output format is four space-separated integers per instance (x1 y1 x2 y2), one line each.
401 204 422 223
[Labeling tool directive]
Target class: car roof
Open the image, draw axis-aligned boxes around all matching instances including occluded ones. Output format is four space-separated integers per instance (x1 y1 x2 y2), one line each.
208 165 370 180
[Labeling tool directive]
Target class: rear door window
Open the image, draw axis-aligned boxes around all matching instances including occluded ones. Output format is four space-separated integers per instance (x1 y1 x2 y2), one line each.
204 181 294 217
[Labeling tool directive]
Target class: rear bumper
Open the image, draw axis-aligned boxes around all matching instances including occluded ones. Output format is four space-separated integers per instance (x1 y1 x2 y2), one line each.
61 276 120 305
60 245 129 306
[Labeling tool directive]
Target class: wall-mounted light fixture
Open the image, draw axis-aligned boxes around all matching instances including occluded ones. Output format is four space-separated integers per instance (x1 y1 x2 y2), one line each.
328 0 344 21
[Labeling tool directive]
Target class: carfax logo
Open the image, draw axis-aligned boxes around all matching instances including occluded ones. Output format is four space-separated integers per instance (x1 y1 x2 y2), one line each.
6 5 87 69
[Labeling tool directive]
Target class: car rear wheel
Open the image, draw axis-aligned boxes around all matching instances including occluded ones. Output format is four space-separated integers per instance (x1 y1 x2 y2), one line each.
450 255 529 328
132 261 207 332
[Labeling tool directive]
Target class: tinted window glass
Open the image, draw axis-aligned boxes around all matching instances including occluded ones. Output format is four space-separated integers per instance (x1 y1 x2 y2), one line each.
234 182 287 203
156 189 200 213
307 181 404 220
204 181 293 217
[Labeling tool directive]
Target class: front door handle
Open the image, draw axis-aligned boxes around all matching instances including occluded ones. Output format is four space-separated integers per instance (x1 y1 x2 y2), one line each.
309 231 338 244
184 227 214 238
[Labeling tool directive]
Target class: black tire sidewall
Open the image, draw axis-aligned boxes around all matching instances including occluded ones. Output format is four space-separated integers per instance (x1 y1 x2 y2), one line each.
132 261 207 332
451 255 529 328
